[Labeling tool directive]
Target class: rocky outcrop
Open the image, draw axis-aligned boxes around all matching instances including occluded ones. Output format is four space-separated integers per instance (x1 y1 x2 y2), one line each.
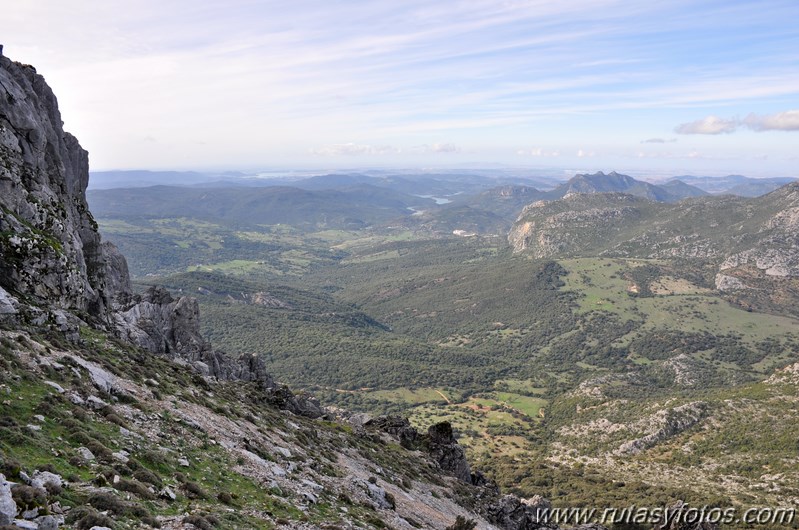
616 402 707 455
114 286 207 357
363 415 419 448
483 494 555 530
426 422 472 484
0 55 111 320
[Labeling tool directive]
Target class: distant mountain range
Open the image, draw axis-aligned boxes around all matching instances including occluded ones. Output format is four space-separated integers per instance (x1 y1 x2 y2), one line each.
90 169 796 199
89 170 793 236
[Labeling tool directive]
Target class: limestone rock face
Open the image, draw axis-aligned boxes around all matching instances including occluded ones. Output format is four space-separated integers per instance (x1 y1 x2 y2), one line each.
114 286 207 356
0 56 111 318
426 422 472 483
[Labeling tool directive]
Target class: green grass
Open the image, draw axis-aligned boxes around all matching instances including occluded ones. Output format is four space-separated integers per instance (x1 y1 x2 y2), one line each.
367 387 452 405
494 392 547 417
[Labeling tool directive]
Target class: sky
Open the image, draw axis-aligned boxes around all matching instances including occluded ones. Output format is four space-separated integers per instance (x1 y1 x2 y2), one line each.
2 0 798 177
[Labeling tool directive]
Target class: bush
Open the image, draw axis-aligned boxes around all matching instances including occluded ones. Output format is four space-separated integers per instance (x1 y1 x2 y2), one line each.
88 492 127 515
183 515 215 530
115 478 156 500
0 455 21 478
133 468 162 487
217 491 234 505
85 440 114 463
11 484 47 510
184 481 207 499
445 516 477 530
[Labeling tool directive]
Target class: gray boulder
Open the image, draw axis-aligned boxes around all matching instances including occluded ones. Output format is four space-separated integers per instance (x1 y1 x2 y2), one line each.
0 473 17 525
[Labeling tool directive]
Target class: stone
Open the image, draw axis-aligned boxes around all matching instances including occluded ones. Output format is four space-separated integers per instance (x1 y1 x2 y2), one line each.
22 508 39 519
364 416 419 449
36 515 60 530
30 470 63 491
44 381 65 394
85 396 108 410
484 494 555 530
0 474 17 525
300 479 323 492
356 479 394 510
67 392 85 405
0 286 18 315
12 520 38 529
178 458 190 467
302 491 318 504
69 356 120 395
160 487 176 501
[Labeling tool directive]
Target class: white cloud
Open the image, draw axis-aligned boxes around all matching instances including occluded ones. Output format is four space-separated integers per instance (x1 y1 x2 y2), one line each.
641 137 676 144
576 149 597 158
310 143 397 156
675 116 738 135
517 148 560 157
406 143 463 154
743 110 799 131
675 110 799 136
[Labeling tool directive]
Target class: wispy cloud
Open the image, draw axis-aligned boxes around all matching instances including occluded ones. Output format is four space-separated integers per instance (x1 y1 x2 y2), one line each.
641 138 676 144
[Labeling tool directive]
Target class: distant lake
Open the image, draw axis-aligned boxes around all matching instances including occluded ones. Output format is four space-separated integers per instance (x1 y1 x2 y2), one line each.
416 195 452 205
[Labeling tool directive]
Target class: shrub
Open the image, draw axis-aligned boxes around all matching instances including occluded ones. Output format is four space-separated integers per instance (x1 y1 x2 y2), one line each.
217 491 234 505
115 478 155 500
88 492 127 515
0 455 21 478
183 515 214 530
85 440 114 463
445 516 477 530
133 468 162 487
11 484 47 510
184 481 207 499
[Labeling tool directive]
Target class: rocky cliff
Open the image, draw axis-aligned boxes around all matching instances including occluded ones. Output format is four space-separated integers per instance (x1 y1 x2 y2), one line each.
0 55 109 323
